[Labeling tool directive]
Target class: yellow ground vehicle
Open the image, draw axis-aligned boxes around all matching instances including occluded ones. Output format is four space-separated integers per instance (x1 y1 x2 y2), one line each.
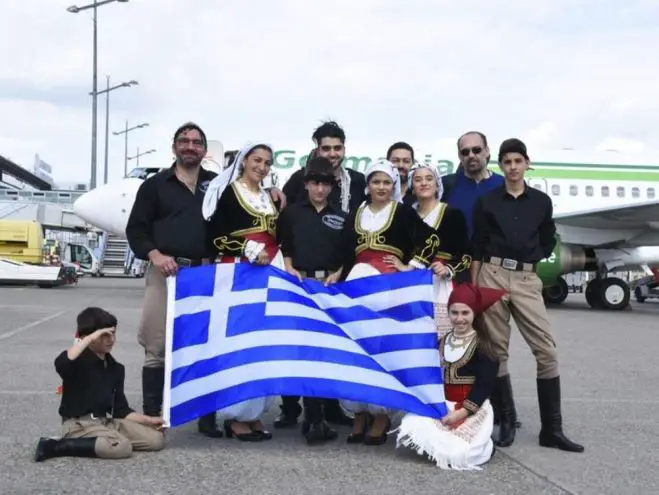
0 219 45 264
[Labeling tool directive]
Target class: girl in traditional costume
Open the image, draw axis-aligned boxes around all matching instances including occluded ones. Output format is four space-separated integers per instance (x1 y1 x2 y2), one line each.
339 158 441 445
407 163 472 337
395 283 506 470
201 142 284 442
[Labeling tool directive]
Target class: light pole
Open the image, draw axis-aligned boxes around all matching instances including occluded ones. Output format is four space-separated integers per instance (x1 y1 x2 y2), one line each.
128 147 156 167
113 121 149 176
66 0 130 191
94 76 138 184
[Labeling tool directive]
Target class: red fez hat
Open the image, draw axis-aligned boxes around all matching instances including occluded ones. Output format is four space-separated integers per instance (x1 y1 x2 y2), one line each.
447 283 507 315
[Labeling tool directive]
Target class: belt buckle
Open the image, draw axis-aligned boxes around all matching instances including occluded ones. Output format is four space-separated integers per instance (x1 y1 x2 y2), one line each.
177 257 191 267
315 270 325 279
502 258 518 270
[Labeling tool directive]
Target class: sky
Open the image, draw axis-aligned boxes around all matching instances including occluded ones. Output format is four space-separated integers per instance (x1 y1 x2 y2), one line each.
1 0 659 186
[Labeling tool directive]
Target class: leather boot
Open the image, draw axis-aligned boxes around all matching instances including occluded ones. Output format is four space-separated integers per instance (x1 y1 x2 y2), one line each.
493 374 517 447
302 397 337 444
491 375 522 428
323 399 354 426
274 396 301 428
197 413 224 438
142 366 164 417
34 437 97 462
537 377 584 453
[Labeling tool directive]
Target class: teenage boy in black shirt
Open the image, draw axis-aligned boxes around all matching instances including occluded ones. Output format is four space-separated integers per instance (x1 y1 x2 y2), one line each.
274 156 353 442
34 307 165 461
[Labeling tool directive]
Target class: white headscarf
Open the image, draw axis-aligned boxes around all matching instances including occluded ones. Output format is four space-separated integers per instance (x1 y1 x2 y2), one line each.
407 162 444 200
364 158 402 203
202 141 273 220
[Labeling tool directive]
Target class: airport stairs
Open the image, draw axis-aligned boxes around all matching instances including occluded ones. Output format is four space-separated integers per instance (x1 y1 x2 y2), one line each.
100 233 130 276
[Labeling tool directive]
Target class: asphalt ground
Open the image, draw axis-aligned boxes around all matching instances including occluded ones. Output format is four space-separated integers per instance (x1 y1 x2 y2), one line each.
1 277 657 495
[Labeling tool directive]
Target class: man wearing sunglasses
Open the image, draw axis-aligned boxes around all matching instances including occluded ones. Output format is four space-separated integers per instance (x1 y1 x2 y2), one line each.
440 131 504 238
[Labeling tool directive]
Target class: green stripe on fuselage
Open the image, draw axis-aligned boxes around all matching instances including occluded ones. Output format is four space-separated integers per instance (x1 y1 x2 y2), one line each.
270 150 659 182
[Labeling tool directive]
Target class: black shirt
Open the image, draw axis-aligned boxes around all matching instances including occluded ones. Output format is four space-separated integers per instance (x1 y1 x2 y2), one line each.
277 199 347 272
55 348 133 420
282 167 366 213
471 184 556 264
125 165 217 260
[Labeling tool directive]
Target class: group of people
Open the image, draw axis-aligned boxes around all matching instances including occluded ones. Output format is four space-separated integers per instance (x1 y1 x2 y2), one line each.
34 120 584 470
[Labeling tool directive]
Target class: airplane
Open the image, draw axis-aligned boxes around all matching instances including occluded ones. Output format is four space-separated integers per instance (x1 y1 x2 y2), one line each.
72 139 659 311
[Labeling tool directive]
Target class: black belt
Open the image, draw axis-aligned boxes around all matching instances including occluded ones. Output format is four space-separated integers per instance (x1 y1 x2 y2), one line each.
485 255 536 272
174 257 205 267
298 269 331 279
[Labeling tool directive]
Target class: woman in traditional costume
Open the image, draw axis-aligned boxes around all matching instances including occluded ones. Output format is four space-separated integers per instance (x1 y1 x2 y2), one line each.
339 158 442 445
407 163 472 337
201 142 284 442
395 283 506 470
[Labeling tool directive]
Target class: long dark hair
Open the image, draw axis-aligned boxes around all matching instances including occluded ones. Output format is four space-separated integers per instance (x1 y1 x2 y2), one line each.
472 313 498 361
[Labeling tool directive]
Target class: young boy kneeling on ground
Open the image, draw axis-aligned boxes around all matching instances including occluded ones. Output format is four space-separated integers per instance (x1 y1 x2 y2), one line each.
35 307 165 461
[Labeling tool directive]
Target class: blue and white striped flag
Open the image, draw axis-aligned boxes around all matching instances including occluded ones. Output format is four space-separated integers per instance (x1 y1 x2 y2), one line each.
162 263 448 427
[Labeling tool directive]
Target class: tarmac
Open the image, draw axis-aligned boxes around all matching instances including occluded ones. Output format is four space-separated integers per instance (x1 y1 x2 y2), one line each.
1 276 657 495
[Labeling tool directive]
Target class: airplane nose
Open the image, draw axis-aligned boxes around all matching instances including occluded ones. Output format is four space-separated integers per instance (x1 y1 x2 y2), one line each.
73 179 141 236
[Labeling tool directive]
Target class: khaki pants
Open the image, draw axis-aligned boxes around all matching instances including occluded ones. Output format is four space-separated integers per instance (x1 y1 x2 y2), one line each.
478 262 559 379
137 263 168 368
62 418 165 459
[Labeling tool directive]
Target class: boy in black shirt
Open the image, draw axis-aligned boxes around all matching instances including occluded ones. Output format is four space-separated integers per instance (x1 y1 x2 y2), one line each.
274 156 353 442
34 307 165 461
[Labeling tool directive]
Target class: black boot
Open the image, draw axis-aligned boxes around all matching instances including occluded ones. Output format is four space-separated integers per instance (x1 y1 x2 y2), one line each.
491 375 522 428
302 397 337 444
34 437 97 462
323 399 354 427
493 375 517 447
197 413 224 438
142 366 164 417
274 396 301 428
537 377 584 453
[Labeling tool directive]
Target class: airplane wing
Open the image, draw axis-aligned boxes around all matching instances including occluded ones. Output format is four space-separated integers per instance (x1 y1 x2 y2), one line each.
554 199 659 230
554 199 659 248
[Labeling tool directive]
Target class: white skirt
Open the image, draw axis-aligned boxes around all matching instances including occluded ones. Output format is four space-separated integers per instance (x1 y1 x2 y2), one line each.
339 262 397 416
395 399 494 470
213 248 285 422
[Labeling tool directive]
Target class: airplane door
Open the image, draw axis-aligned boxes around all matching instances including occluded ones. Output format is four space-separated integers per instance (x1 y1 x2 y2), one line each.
528 178 548 193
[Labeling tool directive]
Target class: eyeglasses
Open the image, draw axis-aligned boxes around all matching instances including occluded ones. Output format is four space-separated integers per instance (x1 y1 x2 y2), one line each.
177 137 205 147
459 146 483 157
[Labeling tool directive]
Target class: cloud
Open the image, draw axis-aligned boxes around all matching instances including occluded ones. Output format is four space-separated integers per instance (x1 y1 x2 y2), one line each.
1 0 659 186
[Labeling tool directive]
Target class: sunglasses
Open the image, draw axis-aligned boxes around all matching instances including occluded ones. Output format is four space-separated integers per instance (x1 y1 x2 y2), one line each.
459 146 483 157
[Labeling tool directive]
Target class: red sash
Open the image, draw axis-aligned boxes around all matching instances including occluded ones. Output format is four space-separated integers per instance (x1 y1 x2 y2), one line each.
219 232 278 264
444 383 472 428
355 249 397 274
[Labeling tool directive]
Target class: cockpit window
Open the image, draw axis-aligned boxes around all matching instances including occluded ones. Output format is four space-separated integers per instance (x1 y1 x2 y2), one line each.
126 168 162 180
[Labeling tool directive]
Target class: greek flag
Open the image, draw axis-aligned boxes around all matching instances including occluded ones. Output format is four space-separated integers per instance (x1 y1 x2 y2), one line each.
162 263 448 427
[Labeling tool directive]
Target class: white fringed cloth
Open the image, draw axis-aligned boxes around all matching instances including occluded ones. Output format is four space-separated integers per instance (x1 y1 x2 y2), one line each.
394 399 494 470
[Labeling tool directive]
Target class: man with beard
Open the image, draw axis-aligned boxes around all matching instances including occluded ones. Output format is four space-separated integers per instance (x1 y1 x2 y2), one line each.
125 122 286 438
386 141 416 205
283 120 366 214
440 131 504 237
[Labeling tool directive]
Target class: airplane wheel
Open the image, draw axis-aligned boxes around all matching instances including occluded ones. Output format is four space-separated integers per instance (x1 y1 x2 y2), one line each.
543 278 568 305
596 277 630 310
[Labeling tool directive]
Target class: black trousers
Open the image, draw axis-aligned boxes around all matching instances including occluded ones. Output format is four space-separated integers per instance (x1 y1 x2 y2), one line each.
280 395 343 421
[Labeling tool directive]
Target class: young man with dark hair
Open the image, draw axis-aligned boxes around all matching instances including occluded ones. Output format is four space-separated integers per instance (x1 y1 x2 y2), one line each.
283 120 366 213
274 156 354 439
386 141 416 205
34 307 165 462
470 138 584 454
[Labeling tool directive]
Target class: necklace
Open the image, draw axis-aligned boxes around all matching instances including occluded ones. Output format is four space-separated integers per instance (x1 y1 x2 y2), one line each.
446 330 476 351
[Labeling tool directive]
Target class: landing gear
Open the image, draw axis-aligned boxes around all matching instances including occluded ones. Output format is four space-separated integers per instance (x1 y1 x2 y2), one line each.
542 277 569 305
585 277 630 310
